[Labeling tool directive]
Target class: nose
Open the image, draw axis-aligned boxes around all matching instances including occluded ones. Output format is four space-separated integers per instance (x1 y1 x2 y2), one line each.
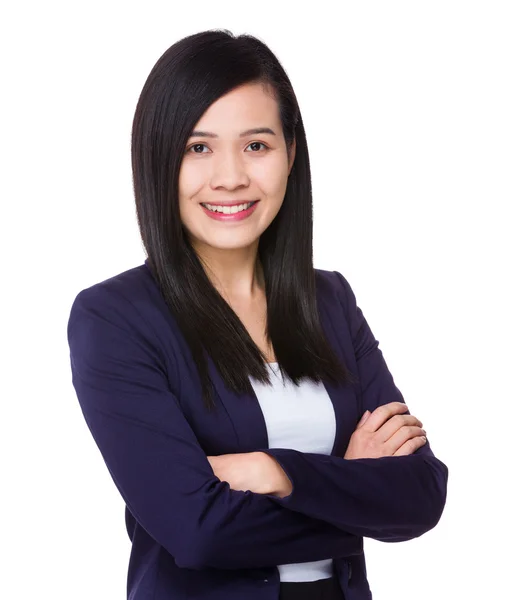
209 150 250 190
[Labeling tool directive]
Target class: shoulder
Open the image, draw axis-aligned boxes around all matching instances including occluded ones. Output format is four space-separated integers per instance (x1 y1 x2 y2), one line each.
315 267 355 310
71 260 155 304
67 259 163 342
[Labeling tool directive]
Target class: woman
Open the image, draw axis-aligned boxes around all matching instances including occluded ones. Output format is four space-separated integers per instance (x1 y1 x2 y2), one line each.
67 29 448 600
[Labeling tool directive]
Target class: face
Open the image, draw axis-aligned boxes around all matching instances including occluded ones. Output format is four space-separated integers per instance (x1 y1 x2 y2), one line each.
178 82 296 257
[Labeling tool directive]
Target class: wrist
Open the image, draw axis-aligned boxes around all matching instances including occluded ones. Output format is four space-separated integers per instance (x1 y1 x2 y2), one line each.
258 452 293 498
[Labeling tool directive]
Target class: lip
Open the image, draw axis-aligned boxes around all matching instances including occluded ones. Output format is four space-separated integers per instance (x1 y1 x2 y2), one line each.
200 200 256 207
201 200 259 222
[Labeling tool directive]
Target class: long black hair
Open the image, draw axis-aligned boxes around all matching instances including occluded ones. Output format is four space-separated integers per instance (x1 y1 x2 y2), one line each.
131 29 356 411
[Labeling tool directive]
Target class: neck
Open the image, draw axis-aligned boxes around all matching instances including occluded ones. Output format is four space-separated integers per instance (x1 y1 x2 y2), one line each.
195 242 265 303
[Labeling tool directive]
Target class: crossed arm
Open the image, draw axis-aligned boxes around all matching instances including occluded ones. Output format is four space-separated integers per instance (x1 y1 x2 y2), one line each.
208 401 428 498
207 451 293 498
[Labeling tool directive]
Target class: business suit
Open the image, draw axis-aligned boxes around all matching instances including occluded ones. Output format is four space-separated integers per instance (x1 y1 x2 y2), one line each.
67 259 448 599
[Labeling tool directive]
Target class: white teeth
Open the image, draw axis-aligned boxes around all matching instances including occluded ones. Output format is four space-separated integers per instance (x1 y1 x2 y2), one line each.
202 202 254 214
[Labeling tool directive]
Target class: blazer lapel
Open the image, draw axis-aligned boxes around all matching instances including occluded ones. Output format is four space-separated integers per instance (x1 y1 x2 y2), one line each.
207 355 270 453
317 297 359 458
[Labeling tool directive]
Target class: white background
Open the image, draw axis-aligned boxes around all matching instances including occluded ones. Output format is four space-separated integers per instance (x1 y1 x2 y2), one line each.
2 1 515 598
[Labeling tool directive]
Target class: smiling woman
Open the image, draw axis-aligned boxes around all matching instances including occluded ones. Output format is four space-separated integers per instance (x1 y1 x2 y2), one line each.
130 29 354 412
68 27 448 600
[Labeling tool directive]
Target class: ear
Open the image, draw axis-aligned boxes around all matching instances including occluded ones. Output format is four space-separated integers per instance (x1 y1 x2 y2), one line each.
288 137 296 174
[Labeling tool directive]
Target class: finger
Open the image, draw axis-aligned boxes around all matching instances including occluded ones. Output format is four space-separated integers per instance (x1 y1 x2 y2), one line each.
392 435 427 457
361 402 409 433
356 410 371 428
375 415 423 443
383 425 426 452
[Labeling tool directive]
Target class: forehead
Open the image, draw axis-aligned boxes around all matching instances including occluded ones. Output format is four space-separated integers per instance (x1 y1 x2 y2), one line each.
193 82 280 131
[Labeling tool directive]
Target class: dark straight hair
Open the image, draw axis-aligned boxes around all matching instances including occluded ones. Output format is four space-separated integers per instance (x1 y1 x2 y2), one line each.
131 29 356 411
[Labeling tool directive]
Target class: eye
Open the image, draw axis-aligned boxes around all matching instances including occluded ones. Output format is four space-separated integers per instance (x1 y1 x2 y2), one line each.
186 143 210 154
185 141 270 154
246 141 269 152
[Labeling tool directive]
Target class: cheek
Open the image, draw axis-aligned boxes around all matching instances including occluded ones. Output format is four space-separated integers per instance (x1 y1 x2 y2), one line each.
178 162 205 196
253 160 289 195
258 170 289 202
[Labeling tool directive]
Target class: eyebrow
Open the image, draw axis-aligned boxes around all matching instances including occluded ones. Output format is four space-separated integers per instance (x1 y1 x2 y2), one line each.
188 127 277 139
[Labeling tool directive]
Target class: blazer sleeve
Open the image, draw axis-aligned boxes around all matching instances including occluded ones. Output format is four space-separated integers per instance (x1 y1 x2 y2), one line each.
259 270 449 543
67 285 364 571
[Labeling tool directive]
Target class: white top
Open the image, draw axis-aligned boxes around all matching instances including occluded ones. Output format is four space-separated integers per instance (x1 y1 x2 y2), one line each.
249 362 337 582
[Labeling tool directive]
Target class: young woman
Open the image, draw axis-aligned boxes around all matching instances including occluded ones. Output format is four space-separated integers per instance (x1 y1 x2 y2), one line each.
67 29 448 600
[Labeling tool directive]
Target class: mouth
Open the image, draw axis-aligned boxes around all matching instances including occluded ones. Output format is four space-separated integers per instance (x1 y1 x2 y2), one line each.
201 200 258 214
200 200 260 221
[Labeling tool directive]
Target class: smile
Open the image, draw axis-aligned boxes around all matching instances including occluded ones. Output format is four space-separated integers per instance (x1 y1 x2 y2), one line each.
200 201 259 222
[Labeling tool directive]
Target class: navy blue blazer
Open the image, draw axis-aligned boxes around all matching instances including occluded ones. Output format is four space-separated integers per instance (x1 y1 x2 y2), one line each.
67 259 448 600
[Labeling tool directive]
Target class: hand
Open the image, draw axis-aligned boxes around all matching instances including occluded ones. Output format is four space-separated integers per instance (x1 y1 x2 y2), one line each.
207 452 276 495
344 402 427 460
